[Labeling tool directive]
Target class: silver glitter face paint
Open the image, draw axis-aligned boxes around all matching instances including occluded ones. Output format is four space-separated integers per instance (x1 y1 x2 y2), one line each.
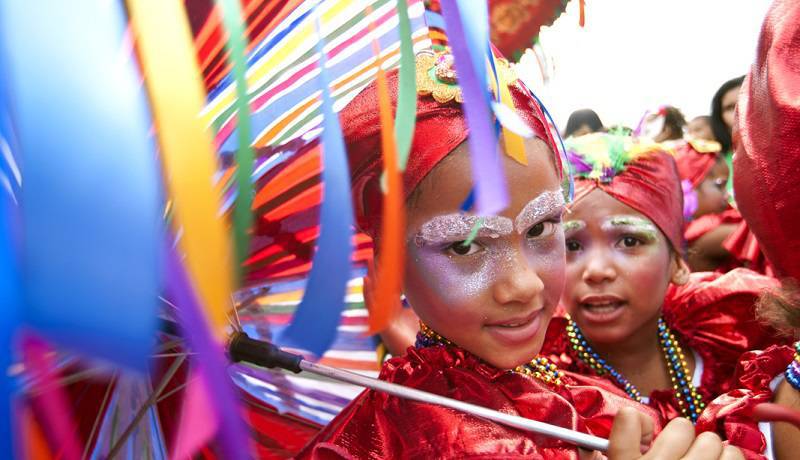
514 190 565 234
562 220 586 236
601 215 659 243
414 214 513 246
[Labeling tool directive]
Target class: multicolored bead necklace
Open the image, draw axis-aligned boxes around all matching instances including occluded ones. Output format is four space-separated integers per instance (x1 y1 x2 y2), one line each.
416 322 563 386
566 317 706 422
784 341 800 391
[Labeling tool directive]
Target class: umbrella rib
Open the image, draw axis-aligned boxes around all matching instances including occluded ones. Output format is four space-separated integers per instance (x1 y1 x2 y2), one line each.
82 372 118 460
105 355 186 459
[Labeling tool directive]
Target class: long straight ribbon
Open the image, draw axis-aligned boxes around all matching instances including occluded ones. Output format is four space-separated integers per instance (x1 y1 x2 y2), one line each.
277 9 354 355
367 6 405 334
439 0 509 215
127 0 233 340
217 0 255 278
0 54 20 458
394 0 417 170
0 0 161 369
165 245 248 460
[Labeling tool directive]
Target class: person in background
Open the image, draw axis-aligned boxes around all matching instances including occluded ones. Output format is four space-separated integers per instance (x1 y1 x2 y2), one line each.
564 108 604 138
687 116 715 141
652 106 687 143
710 76 745 154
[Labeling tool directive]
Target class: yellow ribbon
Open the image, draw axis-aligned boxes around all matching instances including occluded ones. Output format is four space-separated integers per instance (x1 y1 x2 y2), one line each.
127 0 233 339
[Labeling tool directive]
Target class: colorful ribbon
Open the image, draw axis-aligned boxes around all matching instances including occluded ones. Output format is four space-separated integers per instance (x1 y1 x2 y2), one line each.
277 10 355 355
367 5 406 334
394 0 418 170
439 0 509 215
127 0 233 340
217 0 256 278
0 0 161 369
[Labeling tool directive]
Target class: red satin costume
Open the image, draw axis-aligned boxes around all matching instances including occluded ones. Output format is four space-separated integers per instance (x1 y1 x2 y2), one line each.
693 1 800 457
297 61 662 459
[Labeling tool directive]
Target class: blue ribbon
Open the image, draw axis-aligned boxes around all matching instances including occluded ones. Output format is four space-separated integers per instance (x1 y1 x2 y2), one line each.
277 10 354 356
0 0 162 370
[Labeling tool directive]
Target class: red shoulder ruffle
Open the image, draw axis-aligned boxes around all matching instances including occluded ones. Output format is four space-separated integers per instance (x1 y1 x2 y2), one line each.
297 345 662 459
696 345 794 459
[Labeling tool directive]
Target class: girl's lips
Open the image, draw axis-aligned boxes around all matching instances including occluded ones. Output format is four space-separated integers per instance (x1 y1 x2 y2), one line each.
578 296 627 324
484 309 543 346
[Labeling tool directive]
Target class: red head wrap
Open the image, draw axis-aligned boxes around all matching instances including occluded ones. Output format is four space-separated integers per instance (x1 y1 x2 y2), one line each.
340 53 555 236
566 134 684 251
734 0 800 280
675 139 723 188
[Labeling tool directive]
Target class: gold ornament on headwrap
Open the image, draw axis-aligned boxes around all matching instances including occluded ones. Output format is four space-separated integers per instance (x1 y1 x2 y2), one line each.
415 49 518 105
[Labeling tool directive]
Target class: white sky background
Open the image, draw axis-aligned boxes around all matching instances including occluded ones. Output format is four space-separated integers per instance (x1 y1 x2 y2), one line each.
515 0 774 132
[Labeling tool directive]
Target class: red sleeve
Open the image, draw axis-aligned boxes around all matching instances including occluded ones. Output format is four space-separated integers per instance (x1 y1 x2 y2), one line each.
684 208 741 244
722 221 775 277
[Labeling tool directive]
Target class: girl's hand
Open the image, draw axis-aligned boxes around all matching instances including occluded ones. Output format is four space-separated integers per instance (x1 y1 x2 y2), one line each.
607 408 744 460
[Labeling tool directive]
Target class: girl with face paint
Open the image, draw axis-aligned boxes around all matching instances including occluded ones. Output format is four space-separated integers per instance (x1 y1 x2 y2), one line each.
675 140 773 274
295 51 742 460
538 132 785 454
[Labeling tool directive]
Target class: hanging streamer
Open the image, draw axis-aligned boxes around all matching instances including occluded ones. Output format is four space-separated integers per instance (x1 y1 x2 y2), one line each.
367 5 405 334
394 0 417 170
0 51 19 458
579 0 586 28
21 335 83 460
0 0 161 369
165 245 248 460
217 0 256 278
489 51 528 165
439 0 509 215
277 9 355 355
127 0 233 340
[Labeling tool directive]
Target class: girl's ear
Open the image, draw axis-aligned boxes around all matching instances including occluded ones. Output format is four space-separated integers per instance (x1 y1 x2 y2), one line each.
671 254 691 285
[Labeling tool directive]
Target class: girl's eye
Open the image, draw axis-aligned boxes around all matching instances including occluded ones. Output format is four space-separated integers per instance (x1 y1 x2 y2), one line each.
527 221 558 239
447 241 482 256
616 236 642 249
565 240 582 252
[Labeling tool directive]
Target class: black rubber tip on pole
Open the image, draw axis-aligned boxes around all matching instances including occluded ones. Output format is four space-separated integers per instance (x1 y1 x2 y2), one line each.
228 332 303 373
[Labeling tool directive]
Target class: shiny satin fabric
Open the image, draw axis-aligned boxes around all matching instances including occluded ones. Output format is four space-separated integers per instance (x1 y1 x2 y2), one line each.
296 345 663 459
696 345 794 460
733 0 800 281
675 142 720 189
571 151 684 252
542 268 783 424
340 66 553 237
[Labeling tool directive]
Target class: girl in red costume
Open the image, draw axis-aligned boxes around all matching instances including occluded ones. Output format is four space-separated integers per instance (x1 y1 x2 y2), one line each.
296 51 741 459
675 140 773 274
540 132 782 428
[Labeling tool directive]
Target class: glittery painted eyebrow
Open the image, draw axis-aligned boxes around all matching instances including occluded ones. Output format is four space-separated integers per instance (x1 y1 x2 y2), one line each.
601 215 659 240
414 214 513 246
563 220 586 235
514 190 565 234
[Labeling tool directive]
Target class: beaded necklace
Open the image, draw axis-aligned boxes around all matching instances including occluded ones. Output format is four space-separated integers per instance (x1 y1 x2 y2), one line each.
566 317 705 422
784 341 800 391
416 322 563 386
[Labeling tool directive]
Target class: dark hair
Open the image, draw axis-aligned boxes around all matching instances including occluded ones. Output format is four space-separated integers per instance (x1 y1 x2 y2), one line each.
757 278 800 337
710 76 745 152
659 106 687 141
564 109 604 138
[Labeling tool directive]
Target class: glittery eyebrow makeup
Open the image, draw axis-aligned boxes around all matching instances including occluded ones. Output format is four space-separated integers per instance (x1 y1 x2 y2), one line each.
602 215 659 242
514 190 565 234
415 215 513 246
562 220 586 236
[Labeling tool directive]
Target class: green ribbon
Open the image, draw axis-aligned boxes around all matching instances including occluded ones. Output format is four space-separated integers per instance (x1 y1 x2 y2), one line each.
217 0 255 278
394 0 417 170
